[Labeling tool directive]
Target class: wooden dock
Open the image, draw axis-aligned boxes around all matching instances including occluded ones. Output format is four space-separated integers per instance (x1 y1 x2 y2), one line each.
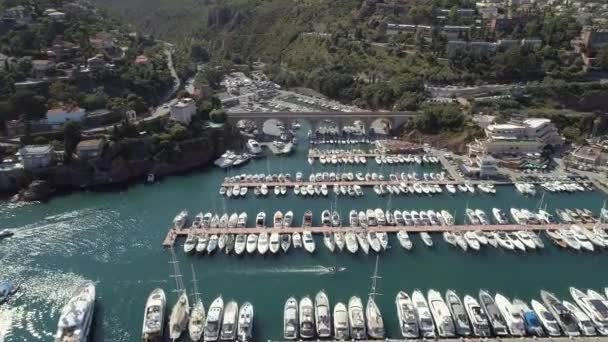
162 223 603 247
221 180 513 188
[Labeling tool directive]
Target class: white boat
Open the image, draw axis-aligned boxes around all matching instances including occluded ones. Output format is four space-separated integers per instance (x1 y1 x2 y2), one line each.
412 290 435 338
511 298 544 336
560 229 582 250
269 233 280 254
220 300 239 341
207 235 218 254
562 300 597 336
356 232 370 254
334 302 350 340
189 294 205 342
478 290 508 336
464 232 480 251
255 212 265 228
571 225 596 251
367 232 382 253
284 298 298 340
280 234 291 253
428 289 456 337
246 139 262 154
299 296 315 339
494 293 526 336
334 232 345 251
348 296 366 339
257 232 269 255
515 231 536 250
494 232 514 250
446 184 456 194
303 231 315 253
345 232 358 254
441 211 454 225
443 232 457 247
246 234 258 254
397 231 413 250
184 233 198 254
227 213 238 228
445 290 471 337
420 232 433 247
315 291 331 338
203 296 223 342
581 289 608 335
531 299 562 336
273 211 283 229
396 291 419 338
142 288 166 341
323 232 335 252
55 281 96 342
292 233 302 249
234 234 246 255
173 210 188 229
541 290 581 336
463 295 491 337
237 212 247 228
507 232 526 251
237 302 254 342
169 290 190 340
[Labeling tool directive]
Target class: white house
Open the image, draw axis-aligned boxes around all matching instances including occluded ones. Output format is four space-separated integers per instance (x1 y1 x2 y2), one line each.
170 98 196 124
18 145 55 170
46 106 86 127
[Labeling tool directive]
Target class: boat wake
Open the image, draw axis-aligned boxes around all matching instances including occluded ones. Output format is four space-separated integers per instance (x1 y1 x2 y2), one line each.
226 265 344 276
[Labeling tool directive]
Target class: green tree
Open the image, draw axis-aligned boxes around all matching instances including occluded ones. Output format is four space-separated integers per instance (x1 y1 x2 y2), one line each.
209 108 227 123
49 81 78 104
63 121 82 163
9 90 47 119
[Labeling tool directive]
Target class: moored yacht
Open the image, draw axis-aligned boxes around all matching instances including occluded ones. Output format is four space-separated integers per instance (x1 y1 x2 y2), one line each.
412 290 435 338
142 288 166 342
284 297 299 340
55 281 96 342
531 299 562 336
237 302 254 342
169 290 190 340
333 302 350 340
495 293 526 336
464 295 491 337
541 290 581 336
220 300 239 341
299 296 315 339
511 298 544 336
395 291 419 338
428 289 456 337
479 289 508 336
315 291 331 338
204 296 224 342
348 296 366 339
562 300 597 336
445 290 471 336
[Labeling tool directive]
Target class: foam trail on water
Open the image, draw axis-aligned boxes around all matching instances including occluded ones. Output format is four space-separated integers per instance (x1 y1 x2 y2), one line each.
225 265 332 275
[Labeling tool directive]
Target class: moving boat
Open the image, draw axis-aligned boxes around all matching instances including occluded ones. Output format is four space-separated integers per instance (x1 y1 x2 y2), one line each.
478 289 508 336
220 300 239 341
334 302 350 340
495 293 526 336
541 290 581 336
366 257 384 339
428 289 456 337
142 288 166 342
315 291 331 338
300 296 315 339
348 296 366 339
445 290 471 336
511 298 544 336
284 297 299 340
531 299 562 336
412 289 435 338
396 291 419 338
204 296 224 342
55 280 96 342
464 295 491 337
303 231 315 253
237 302 254 342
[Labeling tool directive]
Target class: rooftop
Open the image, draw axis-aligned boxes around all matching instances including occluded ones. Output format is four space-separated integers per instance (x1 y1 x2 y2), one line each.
523 118 551 128
47 106 85 115
20 145 53 155
77 139 104 150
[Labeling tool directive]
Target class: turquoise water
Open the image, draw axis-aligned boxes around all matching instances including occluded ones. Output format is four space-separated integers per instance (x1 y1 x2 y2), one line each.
1 123 608 341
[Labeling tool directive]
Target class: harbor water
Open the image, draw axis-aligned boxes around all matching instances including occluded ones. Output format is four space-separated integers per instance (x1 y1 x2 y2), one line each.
1 123 608 341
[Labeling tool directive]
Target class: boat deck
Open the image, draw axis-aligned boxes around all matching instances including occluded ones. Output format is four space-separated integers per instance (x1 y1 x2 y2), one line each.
162 223 602 247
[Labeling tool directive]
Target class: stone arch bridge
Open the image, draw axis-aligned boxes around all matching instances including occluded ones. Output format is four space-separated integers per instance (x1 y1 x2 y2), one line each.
226 111 417 135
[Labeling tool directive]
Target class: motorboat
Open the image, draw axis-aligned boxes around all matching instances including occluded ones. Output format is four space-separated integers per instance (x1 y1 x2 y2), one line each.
142 288 166 341
184 233 198 254
334 302 350 340
169 288 190 340
303 231 315 253
492 208 509 224
292 233 302 249
220 300 239 341
349 210 359 227
531 299 562 336
257 232 269 255
420 232 433 247
428 289 455 337
367 232 382 253
323 232 336 252
246 234 258 254
583 289 608 335
445 290 471 336
357 232 370 255
321 210 331 227
303 211 313 228
495 293 526 336
562 300 597 335
280 234 291 253
345 232 358 254
571 225 597 250
207 235 218 254
412 290 435 338
494 232 513 250
397 231 413 250
541 290 581 336
255 212 265 228
454 233 469 251
396 291 419 338
269 233 281 254
512 298 544 336
478 289 508 336
173 210 188 229
516 231 537 250
443 232 457 247
507 232 526 251
227 213 238 228
234 234 246 255
464 232 480 251
204 296 223 342
441 211 454 225
189 297 205 342
246 139 262 154
334 232 345 251
237 302 254 342
284 297 299 340
348 296 366 339
299 296 315 339
315 291 331 338
377 232 389 250
560 229 582 250
464 295 491 337
55 281 96 342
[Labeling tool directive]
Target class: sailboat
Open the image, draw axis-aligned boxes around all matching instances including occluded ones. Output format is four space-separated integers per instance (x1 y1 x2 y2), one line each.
168 248 190 341
189 265 205 341
366 255 385 339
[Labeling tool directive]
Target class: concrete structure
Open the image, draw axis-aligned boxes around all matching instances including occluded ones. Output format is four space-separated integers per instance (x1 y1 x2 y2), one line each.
18 145 55 170
571 145 608 166
469 118 564 156
478 155 499 177
76 139 104 160
31 59 55 77
46 106 86 126
170 98 196 124
580 26 608 52
448 39 541 57
472 114 496 129
226 111 416 137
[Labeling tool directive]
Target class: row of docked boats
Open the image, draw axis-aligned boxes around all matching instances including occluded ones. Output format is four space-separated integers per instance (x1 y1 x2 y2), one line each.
545 225 608 251
540 181 594 193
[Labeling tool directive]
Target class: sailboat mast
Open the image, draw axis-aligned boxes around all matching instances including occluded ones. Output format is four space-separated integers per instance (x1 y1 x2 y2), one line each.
191 264 201 302
169 247 185 295
369 255 381 300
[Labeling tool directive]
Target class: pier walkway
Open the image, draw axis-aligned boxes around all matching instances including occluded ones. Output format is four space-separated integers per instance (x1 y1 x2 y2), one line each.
162 223 602 247
221 180 512 188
